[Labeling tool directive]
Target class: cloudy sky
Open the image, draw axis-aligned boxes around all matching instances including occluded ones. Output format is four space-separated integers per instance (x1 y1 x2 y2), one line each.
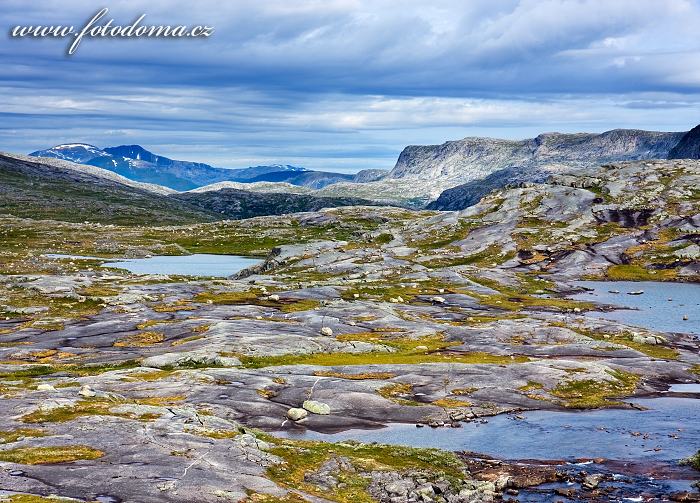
2 0 700 172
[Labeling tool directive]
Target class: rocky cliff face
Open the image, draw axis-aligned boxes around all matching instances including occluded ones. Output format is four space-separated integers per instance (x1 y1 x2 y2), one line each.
668 124 700 159
426 166 551 211
318 128 689 207
389 129 683 183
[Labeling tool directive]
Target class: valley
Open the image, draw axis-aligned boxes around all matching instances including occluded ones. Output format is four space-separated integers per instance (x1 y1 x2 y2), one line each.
0 156 699 502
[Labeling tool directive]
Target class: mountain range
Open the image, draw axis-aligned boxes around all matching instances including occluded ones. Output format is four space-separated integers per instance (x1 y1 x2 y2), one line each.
29 144 361 191
24 124 700 216
317 128 692 208
0 152 380 225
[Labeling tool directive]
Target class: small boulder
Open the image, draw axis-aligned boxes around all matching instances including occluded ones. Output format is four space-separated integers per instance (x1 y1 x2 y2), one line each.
303 400 331 415
582 474 603 490
36 384 56 392
287 408 309 421
78 385 97 398
320 327 333 337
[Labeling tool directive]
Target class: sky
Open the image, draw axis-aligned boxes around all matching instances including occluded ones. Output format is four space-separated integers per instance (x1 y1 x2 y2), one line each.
2 0 700 173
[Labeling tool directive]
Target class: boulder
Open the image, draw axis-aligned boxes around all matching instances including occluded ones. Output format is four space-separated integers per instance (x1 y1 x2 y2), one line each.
303 400 331 415
287 408 309 421
142 351 241 369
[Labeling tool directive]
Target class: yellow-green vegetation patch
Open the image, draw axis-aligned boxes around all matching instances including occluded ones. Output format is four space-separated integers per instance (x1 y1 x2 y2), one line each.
377 382 422 405
136 319 174 330
422 245 516 269
235 333 526 368
152 301 193 313
113 331 165 347
450 387 477 395
185 427 240 439
0 428 47 444
0 361 140 384
431 398 472 408
518 381 544 392
681 450 700 471
558 324 679 360
604 264 677 281
77 285 120 297
0 445 103 464
464 276 593 313
171 334 205 346
551 370 640 409
690 365 700 375
256 388 277 399
19 398 168 423
195 290 320 313
313 371 396 380
258 434 465 503
243 492 310 503
124 369 175 382
0 494 81 503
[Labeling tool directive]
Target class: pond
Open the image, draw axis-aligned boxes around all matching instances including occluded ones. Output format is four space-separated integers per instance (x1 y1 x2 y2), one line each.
571 281 700 335
46 253 260 278
277 396 700 463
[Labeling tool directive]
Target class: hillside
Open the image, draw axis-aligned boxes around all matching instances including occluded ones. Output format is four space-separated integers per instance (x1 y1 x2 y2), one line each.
0 152 217 225
175 188 383 220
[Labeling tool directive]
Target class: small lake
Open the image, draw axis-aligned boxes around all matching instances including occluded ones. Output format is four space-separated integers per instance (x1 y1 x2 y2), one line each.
277 396 700 463
46 253 260 278
571 281 700 335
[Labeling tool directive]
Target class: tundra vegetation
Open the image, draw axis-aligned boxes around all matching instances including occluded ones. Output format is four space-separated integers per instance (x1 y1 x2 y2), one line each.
0 159 698 501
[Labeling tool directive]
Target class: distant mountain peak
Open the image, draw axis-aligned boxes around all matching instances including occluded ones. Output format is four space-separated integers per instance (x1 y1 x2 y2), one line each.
28 143 350 191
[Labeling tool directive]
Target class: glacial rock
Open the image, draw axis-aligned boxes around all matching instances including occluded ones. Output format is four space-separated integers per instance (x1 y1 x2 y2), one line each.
302 400 331 415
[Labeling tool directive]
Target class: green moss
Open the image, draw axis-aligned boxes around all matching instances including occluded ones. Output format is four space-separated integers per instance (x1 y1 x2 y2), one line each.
551 370 640 408
0 445 103 464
